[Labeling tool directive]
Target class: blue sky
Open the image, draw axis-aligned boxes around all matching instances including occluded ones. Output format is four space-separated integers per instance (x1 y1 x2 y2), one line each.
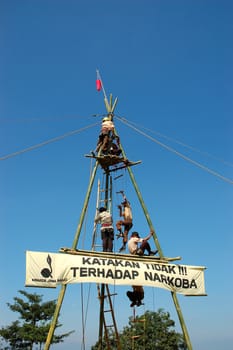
0 1 232 349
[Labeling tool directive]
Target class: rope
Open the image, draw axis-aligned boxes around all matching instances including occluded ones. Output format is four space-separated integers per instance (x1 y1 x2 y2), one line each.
116 116 233 185
80 283 93 350
0 114 95 124
0 122 99 161
81 284 86 350
118 118 233 168
80 158 97 350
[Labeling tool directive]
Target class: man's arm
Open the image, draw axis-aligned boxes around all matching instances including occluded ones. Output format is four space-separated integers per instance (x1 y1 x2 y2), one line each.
117 205 122 217
94 213 100 224
143 231 154 241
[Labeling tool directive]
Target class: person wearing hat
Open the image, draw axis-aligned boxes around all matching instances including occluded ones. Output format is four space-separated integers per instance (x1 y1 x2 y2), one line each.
94 207 114 252
128 231 157 256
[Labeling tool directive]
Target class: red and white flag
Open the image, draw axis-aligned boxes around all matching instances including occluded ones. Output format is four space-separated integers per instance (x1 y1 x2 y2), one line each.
96 79 102 91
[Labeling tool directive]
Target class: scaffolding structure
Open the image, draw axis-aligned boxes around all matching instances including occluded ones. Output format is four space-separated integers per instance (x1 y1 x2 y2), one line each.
44 89 194 350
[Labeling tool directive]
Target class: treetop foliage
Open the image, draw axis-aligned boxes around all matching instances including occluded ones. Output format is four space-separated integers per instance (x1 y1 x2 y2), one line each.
92 308 187 350
0 290 73 350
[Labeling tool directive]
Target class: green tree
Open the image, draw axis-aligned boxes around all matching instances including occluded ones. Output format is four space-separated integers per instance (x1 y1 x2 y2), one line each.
0 290 74 350
92 308 187 350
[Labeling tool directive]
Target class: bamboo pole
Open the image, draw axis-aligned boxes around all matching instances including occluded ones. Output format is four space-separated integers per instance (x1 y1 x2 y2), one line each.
44 285 67 350
172 292 193 350
44 161 99 350
72 160 99 249
113 117 193 350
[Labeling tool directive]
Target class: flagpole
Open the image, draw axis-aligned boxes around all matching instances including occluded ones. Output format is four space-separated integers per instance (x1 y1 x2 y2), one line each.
96 69 110 112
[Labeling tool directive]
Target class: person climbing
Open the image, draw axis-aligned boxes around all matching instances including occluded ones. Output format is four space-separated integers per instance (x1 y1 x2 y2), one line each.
128 231 158 256
94 207 114 252
95 116 120 155
116 191 133 252
126 286 144 307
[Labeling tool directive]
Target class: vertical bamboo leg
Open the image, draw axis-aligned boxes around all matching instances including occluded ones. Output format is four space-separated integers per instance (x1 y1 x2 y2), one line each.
44 161 99 350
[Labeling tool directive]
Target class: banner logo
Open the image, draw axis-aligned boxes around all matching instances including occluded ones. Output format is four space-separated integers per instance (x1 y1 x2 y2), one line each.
41 254 53 278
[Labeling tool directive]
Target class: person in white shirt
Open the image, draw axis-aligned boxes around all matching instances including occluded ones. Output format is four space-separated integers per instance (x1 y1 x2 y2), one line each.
95 207 114 252
128 231 157 256
95 117 120 155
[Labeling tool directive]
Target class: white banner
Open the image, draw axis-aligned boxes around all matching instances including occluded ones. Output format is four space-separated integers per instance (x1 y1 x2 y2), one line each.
25 251 206 296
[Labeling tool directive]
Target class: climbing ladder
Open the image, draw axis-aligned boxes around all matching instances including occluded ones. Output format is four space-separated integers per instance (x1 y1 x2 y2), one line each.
92 179 112 251
130 309 146 350
97 284 121 350
92 179 121 350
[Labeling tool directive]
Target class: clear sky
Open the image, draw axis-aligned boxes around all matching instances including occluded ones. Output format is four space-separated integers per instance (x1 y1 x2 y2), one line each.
0 1 232 349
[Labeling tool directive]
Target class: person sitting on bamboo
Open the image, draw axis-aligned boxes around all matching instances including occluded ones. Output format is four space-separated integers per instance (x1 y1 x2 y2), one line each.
95 116 120 155
128 231 157 256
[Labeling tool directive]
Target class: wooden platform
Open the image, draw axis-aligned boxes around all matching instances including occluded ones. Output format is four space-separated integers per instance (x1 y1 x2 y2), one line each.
85 153 141 170
59 247 181 263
